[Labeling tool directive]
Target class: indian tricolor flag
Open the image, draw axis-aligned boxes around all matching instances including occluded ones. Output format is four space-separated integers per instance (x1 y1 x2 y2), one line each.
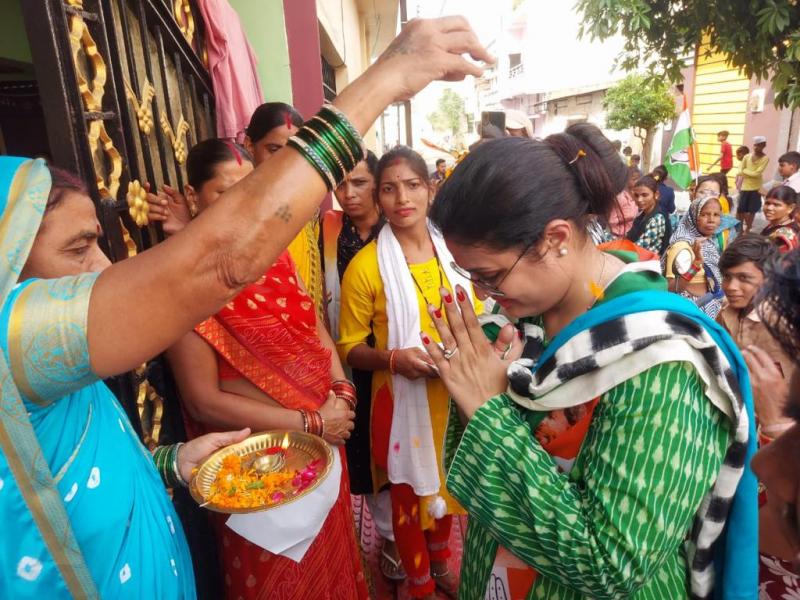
665 96 699 189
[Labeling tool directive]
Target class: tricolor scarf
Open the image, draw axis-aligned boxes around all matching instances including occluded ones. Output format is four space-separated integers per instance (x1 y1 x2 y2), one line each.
377 220 473 498
504 288 757 599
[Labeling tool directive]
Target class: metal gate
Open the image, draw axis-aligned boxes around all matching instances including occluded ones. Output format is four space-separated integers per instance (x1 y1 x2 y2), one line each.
20 0 214 447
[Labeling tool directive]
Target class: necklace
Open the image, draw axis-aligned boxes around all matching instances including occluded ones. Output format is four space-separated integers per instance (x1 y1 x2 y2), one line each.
406 244 444 311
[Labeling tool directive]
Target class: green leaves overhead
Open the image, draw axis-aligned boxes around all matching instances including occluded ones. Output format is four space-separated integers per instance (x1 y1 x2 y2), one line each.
576 0 800 109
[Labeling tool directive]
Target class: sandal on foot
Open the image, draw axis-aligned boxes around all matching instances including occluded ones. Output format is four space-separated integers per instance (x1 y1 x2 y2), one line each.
379 546 406 581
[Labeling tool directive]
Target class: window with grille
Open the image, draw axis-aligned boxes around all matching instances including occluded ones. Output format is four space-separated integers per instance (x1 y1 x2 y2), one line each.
321 55 337 103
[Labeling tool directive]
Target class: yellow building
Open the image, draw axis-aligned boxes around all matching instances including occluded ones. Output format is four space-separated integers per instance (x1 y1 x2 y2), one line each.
692 40 751 187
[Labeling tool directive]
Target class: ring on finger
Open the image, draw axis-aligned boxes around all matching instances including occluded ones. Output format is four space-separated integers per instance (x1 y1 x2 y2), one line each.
443 347 459 360
501 343 513 360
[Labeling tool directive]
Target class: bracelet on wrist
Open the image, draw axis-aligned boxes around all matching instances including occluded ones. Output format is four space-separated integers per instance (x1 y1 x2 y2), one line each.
388 349 397 375
286 104 364 192
299 409 309 433
153 443 186 488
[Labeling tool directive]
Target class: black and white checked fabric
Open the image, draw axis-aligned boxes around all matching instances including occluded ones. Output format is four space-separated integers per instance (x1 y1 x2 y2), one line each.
504 310 748 599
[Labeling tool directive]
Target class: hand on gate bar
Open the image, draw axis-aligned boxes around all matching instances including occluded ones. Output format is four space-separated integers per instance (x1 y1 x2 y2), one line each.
145 183 191 236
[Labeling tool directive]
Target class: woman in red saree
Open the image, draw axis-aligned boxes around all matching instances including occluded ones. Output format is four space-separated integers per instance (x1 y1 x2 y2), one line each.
165 139 367 600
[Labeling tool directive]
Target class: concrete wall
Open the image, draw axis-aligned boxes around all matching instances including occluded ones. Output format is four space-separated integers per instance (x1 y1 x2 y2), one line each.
227 0 293 103
317 0 365 91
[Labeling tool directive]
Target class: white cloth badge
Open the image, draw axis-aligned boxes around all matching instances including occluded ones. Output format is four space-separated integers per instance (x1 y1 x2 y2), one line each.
225 446 341 563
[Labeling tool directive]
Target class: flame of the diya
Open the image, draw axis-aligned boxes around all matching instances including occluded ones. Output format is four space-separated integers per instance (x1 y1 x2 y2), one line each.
281 433 290 450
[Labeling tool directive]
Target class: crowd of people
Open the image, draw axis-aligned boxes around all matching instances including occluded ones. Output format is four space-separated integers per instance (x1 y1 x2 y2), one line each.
2 15 800 600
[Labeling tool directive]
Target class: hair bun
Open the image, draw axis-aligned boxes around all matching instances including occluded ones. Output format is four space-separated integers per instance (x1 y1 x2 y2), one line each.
544 123 627 221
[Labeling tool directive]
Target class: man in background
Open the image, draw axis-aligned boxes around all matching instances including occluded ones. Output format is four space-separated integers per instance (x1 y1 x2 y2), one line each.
709 130 733 175
737 135 769 232
430 158 447 187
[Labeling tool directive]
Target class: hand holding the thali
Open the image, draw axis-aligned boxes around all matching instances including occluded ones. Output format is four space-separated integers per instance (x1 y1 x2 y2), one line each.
178 427 251 483
319 391 355 446
420 285 523 419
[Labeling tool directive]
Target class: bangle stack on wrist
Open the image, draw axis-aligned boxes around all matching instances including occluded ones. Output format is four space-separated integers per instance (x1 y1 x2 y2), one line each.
287 105 365 192
331 379 357 410
299 409 325 437
153 443 187 488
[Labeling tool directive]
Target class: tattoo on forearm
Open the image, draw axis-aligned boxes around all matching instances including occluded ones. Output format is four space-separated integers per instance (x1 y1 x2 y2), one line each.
275 204 292 223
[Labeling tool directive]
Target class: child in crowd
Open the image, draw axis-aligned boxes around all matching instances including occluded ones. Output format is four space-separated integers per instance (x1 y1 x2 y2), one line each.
630 154 641 169
608 166 641 237
626 174 672 255
622 145 632 164
718 234 794 434
777 150 800 193
734 145 749 193
737 136 769 232
760 185 799 253
716 234 796 595
651 165 675 214
709 130 734 175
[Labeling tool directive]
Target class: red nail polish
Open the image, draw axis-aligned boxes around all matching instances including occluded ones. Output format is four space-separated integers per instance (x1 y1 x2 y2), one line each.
434 308 442 319
442 291 453 304
456 288 466 302
420 333 431 344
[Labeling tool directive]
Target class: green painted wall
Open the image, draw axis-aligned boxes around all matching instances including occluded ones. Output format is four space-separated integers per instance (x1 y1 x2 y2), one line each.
228 0 293 103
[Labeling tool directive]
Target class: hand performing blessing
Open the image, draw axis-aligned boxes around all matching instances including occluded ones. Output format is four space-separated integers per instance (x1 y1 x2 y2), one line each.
420 285 523 419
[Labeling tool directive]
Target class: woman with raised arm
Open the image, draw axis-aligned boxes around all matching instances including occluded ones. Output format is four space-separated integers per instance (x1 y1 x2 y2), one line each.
419 126 757 600
0 17 491 599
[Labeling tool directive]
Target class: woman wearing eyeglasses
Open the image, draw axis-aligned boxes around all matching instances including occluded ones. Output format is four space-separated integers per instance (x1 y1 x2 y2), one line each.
415 125 758 600
336 146 481 599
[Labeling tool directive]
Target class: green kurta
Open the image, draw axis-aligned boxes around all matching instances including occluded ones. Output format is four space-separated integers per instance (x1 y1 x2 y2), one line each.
448 255 733 599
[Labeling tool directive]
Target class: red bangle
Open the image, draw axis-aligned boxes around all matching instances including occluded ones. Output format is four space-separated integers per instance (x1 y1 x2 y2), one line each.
388 350 397 374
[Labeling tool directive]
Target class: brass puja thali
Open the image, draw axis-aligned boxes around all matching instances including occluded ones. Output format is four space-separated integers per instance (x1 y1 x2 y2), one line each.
190 430 333 514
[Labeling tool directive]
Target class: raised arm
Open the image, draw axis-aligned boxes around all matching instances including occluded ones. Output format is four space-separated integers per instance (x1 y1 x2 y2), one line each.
88 17 491 377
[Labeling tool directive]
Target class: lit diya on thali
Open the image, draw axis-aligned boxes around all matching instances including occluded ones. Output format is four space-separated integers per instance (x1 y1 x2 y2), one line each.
190 430 333 514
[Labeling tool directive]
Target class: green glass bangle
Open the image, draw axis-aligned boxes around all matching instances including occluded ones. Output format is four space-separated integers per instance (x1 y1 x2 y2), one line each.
287 137 337 191
300 126 347 181
296 125 345 180
295 128 345 184
319 105 364 161
320 104 363 147
292 133 341 188
309 116 356 170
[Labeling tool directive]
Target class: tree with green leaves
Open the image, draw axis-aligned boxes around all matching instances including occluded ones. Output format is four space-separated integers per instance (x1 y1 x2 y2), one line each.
577 0 800 109
603 74 675 172
427 88 466 145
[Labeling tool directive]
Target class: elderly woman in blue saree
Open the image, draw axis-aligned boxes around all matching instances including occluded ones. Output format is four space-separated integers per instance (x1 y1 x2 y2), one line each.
0 157 257 598
0 25 493 598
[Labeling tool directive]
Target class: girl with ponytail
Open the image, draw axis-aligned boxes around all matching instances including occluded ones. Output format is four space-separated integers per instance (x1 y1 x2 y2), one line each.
419 123 757 599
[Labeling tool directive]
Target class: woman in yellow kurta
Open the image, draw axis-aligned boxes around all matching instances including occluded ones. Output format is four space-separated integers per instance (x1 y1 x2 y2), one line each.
337 146 478 599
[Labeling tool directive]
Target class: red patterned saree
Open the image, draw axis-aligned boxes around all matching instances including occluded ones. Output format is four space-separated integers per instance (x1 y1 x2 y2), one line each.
188 251 368 600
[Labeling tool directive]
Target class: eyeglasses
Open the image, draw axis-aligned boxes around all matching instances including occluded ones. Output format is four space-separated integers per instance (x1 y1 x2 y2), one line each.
450 240 536 298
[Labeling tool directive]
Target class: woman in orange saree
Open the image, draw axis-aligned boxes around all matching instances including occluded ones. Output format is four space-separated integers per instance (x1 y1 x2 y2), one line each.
165 139 367 600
